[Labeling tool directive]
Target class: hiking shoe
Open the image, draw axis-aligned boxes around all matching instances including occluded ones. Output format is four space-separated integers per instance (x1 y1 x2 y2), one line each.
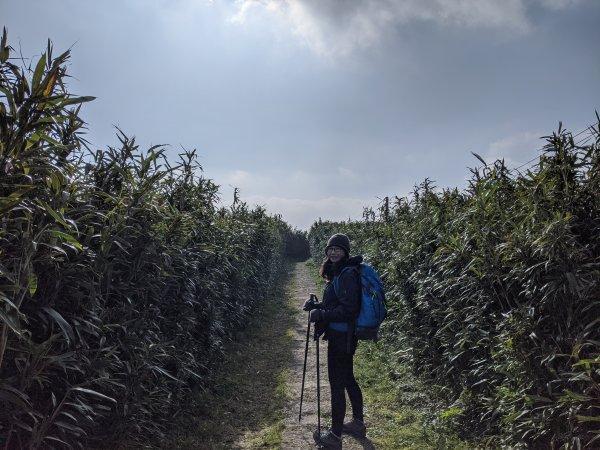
342 418 366 438
313 429 342 449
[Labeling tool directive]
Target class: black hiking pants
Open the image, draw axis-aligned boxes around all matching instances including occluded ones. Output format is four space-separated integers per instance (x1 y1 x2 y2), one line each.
326 329 364 437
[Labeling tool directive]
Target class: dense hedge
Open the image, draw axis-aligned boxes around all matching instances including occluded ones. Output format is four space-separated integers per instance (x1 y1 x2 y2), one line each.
309 122 600 448
284 228 311 261
0 34 298 448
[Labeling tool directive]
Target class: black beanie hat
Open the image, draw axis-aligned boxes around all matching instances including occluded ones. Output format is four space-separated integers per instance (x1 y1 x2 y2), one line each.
325 233 350 256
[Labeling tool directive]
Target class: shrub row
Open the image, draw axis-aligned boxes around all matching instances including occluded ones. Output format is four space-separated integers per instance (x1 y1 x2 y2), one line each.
0 34 298 448
309 122 600 448
284 228 311 261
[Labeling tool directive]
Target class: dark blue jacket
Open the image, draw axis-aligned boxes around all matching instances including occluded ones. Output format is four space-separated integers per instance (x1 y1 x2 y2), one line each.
317 256 362 350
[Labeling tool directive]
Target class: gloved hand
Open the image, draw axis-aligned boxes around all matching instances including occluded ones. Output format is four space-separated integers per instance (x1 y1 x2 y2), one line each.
303 294 320 311
309 309 323 322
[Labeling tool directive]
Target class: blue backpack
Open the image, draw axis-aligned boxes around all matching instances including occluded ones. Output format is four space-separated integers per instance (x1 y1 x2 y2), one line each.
329 263 386 340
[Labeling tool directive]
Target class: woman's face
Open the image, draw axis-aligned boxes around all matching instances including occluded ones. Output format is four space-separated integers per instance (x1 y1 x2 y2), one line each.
326 246 345 263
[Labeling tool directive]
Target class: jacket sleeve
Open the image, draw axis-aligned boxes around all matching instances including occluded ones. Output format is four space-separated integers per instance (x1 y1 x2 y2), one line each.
321 269 361 323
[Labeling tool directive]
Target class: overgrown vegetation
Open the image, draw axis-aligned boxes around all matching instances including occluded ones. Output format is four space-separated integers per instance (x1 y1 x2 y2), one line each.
0 32 302 448
309 120 600 448
283 229 311 261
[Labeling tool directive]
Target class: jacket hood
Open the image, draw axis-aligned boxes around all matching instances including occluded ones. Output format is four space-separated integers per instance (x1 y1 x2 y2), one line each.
346 255 363 266
333 255 363 274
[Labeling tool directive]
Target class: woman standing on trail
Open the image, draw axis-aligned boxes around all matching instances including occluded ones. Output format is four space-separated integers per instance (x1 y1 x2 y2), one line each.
304 233 366 449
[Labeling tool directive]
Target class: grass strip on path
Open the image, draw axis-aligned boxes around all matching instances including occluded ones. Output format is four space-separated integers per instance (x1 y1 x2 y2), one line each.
354 341 468 449
163 262 297 449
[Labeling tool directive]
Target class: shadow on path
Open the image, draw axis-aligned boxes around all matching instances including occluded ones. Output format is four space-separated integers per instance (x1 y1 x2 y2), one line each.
162 263 296 449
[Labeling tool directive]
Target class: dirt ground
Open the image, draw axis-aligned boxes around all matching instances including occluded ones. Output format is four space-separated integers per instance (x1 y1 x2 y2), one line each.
281 262 375 450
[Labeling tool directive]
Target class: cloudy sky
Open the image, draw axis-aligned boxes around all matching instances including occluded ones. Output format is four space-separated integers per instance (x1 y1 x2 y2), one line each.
4 0 599 228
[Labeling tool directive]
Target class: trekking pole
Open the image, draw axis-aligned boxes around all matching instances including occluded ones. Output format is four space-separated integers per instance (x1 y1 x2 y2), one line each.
315 325 321 437
298 308 312 422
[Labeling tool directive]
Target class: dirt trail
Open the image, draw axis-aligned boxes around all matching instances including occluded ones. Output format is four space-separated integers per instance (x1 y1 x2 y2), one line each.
158 261 461 449
160 262 377 449
281 262 375 450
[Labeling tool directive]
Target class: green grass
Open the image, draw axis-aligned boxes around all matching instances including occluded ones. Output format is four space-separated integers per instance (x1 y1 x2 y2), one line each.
159 262 297 449
354 342 468 449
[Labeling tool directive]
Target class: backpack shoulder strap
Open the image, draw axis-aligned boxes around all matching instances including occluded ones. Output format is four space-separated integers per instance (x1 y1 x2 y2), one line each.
333 265 361 295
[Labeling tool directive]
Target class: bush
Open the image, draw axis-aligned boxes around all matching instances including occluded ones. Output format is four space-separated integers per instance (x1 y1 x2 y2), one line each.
284 228 311 261
308 121 600 448
0 32 296 448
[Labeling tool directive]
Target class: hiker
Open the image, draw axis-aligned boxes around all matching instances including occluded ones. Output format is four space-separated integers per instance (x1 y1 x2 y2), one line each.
303 233 366 449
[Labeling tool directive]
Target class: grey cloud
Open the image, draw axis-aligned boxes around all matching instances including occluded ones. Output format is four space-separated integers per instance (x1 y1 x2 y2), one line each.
233 0 586 56
535 0 586 9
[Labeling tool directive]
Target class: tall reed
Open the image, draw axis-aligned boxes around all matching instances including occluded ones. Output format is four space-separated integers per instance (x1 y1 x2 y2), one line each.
0 32 301 448
309 120 600 448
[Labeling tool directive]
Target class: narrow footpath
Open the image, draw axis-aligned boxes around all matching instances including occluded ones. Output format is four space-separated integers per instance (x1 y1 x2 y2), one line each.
163 261 374 449
163 261 464 449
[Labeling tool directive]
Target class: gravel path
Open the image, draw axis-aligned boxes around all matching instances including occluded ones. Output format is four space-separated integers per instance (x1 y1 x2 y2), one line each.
281 262 375 450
